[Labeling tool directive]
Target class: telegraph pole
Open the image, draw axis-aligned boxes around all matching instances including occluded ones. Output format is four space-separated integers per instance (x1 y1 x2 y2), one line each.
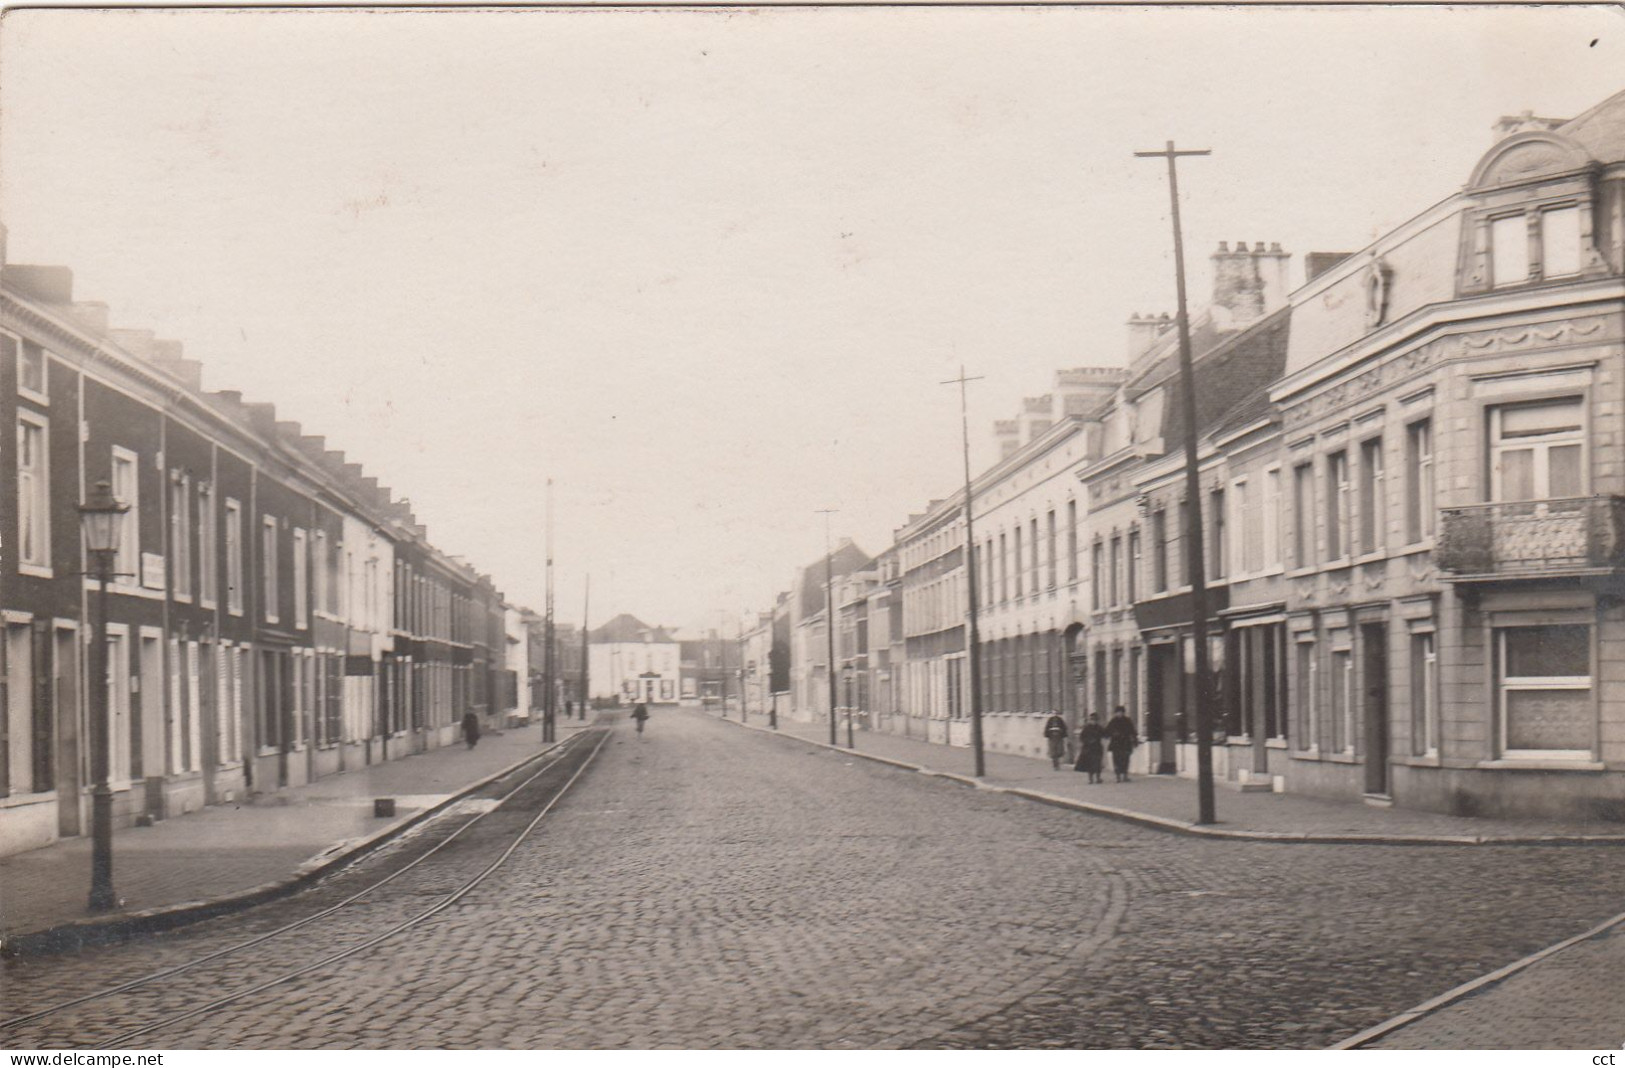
1134 140 1216 825
580 575 590 720
942 366 987 778
816 508 840 746
543 478 556 744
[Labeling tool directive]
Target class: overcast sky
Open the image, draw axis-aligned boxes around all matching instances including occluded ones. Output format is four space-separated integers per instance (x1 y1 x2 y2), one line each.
3 5 1622 631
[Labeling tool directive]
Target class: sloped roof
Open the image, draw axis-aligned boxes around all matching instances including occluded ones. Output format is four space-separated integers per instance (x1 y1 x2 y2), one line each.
798 541 872 619
1556 86 1625 163
1160 306 1292 453
590 613 676 644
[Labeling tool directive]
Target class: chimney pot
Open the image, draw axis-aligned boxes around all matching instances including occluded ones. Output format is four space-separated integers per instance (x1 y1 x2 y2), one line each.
1216 241 1228 253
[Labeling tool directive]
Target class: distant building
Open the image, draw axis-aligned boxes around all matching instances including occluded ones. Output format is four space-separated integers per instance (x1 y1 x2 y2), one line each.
588 613 679 704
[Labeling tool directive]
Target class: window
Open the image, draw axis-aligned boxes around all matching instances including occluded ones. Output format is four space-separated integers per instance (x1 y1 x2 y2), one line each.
1326 452 1349 561
1295 640 1317 750
110 447 139 583
1209 489 1226 580
1029 518 1040 593
1498 624 1592 759
1127 529 1140 603
17 415 49 571
1292 463 1315 567
1491 398 1584 502
1263 468 1282 570
1410 631 1437 757
1091 541 1103 610
1151 508 1168 593
1012 527 1023 599
293 528 309 629
1046 510 1057 589
314 531 329 616
1406 420 1435 543
17 336 47 401
170 473 192 600
984 539 994 607
225 500 243 615
198 483 217 607
1541 206 1581 279
1234 479 1263 575
1358 437 1384 556
1066 501 1078 582
1109 536 1122 607
262 516 280 623
1330 646 1353 753
1492 213 1527 287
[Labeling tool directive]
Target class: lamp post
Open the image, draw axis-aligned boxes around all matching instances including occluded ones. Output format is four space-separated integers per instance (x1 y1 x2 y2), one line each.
79 479 129 913
842 664 855 749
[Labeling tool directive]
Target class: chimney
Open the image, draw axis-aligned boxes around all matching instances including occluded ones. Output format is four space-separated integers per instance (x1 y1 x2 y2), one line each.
1211 240 1289 328
1125 312 1172 362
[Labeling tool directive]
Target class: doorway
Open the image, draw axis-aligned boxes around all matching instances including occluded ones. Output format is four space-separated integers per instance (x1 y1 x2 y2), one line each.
1361 622 1390 796
1146 641 1180 774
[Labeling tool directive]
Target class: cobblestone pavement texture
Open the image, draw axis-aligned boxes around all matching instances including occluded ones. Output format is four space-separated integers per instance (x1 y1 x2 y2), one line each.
0 721 590 938
3 708 1620 1049
747 711 1619 839
1364 921 1625 1049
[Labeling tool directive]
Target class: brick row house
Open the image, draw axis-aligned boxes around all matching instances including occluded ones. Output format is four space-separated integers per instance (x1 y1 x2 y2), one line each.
1 253 521 858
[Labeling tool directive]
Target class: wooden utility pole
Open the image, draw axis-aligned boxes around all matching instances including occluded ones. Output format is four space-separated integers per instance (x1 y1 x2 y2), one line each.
543 478 556 744
1134 140 1216 825
942 366 986 778
580 574 590 720
816 508 840 746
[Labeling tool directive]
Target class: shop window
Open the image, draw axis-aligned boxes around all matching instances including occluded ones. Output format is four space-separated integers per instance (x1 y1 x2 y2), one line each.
1498 624 1593 759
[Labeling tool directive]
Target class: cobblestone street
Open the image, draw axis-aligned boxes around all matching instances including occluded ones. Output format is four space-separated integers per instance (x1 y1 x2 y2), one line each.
6 709 1622 1049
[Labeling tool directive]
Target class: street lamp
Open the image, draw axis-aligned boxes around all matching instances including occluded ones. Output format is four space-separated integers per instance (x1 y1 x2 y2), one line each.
79 479 129 913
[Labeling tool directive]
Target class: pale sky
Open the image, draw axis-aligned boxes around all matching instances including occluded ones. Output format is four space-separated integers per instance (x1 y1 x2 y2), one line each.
3 4 1622 630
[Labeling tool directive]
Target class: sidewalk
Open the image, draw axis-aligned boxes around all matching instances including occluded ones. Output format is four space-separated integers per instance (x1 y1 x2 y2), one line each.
710 709 1625 844
0 718 596 953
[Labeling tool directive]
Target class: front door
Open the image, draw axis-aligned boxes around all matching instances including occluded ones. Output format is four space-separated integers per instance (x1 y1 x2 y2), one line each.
1147 642 1180 775
1361 622 1390 795
54 626 81 837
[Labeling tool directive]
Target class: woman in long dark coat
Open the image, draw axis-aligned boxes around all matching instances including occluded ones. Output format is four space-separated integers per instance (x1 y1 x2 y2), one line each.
1074 713 1106 783
461 710 481 750
1106 705 1137 782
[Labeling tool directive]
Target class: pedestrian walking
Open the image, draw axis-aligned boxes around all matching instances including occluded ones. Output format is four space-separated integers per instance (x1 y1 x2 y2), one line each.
630 701 650 738
1106 705 1138 783
461 710 481 750
1074 713 1106 783
1042 712 1070 771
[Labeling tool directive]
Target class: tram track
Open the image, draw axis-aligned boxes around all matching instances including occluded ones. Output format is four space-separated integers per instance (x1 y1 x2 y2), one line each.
0 726 611 1048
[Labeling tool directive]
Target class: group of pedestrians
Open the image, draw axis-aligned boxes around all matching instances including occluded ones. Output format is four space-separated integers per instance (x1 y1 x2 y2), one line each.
1044 708 1137 784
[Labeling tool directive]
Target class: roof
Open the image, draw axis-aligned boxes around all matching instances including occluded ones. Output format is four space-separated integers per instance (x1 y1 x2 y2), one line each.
1159 306 1292 453
797 541 873 619
590 613 676 644
1556 87 1625 163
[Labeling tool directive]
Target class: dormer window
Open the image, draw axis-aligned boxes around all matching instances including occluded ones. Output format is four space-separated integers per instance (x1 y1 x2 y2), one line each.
1491 214 1528 287
1541 206 1581 278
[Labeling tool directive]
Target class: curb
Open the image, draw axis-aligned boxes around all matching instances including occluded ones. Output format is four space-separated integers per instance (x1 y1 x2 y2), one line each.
1 731 585 958
1330 906 1625 1048
701 711 1625 847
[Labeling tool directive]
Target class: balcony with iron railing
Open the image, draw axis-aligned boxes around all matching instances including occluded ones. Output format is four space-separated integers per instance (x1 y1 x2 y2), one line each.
1435 495 1625 580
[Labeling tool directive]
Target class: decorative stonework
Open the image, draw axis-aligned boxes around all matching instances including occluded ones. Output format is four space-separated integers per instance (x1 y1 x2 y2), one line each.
1284 315 1614 430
